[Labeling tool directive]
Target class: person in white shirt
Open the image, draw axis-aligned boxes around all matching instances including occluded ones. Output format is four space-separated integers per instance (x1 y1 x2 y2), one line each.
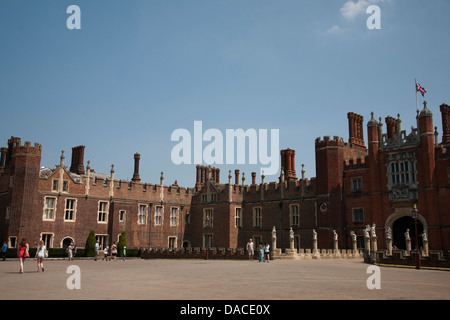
35 240 46 272
246 239 254 261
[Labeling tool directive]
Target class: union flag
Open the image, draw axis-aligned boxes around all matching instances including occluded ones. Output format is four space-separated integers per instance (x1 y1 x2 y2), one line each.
416 82 427 97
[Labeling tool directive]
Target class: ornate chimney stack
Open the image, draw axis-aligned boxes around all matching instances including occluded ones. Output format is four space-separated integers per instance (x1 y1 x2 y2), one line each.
280 149 297 181
385 116 397 139
132 153 141 182
440 103 450 145
347 112 365 147
70 145 85 174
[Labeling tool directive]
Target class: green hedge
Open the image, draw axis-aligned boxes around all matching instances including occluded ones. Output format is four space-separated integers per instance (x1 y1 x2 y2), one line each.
3 247 141 258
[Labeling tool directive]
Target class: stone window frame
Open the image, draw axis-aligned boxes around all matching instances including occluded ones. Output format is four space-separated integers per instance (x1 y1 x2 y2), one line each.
235 207 242 228
8 236 17 248
352 207 364 224
289 204 300 227
95 234 108 250
97 201 109 224
43 196 57 221
119 210 126 223
51 179 59 192
351 176 363 192
202 232 213 248
203 208 214 228
154 205 163 226
62 180 69 193
137 204 148 225
168 236 177 249
386 151 417 188
253 206 262 228
41 233 54 249
64 198 77 222
169 206 179 227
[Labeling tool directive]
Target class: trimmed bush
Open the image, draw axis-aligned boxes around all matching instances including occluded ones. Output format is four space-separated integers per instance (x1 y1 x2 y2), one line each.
85 230 96 257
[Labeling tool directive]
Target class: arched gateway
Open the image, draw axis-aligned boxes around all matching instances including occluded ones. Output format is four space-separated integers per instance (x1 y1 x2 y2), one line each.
385 207 426 250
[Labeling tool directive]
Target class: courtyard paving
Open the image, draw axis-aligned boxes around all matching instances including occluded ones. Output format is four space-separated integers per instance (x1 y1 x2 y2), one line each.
0 257 449 300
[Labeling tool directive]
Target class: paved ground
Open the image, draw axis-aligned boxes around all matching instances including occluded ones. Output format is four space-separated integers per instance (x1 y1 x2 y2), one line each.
0 257 449 300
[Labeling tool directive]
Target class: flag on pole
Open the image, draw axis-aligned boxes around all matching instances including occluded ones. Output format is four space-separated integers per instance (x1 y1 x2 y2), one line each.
416 82 427 97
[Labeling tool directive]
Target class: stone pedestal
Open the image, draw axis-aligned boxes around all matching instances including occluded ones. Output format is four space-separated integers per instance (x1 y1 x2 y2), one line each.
271 248 282 259
386 238 393 256
312 239 320 259
423 240 429 257
371 237 377 252
405 238 412 255
365 237 371 253
352 240 359 257
333 240 340 257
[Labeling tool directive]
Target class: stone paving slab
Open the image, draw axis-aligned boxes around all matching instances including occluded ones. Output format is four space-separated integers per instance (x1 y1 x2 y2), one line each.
0 257 449 301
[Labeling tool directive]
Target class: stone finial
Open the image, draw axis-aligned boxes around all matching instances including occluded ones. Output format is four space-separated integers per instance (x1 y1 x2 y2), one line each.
420 100 432 116
60 150 65 167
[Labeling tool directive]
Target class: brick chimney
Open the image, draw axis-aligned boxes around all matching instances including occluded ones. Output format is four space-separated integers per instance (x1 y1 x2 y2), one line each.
347 112 365 147
385 116 397 140
70 145 85 174
132 153 141 182
440 103 450 145
280 149 297 181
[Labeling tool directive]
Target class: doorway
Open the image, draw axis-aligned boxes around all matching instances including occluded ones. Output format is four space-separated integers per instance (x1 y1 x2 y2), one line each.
392 216 423 250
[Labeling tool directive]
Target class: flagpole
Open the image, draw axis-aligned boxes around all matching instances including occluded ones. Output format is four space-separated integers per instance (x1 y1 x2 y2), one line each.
415 78 419 115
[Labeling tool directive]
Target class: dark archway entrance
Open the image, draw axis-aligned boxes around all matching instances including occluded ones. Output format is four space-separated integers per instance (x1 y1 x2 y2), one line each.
393 216 423 250
62 238 72 249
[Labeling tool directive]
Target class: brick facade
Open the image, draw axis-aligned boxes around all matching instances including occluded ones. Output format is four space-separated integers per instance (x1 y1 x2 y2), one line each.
1 102 449 253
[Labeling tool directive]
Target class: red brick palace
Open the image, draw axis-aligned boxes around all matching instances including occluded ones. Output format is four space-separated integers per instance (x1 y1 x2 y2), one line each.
1 102 449 253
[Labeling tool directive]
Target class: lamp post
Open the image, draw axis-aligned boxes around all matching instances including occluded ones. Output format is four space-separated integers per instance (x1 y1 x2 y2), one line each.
411 204 421 270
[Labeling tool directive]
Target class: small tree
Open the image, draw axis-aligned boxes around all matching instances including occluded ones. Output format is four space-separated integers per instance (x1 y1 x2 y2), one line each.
85 230 96 257
118 231 127 257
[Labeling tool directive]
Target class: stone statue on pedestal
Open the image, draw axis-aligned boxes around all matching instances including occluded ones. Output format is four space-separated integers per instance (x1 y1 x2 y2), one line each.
386 226 392 240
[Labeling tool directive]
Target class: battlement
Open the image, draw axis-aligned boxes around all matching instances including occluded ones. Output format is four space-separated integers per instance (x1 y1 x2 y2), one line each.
7 136 42 155
315 136 345 149
344 155 369 169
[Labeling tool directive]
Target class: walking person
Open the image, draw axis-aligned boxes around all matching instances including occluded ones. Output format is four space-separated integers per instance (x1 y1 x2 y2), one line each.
246 239 254 261
66 243 74 261
258 242 265 262
1 241 7 261
35 240 46 272
95 240 100 261
264 242 270 263
17 238 29 274
72 243 77 259
122 246 126 261
103 246 109 261
111 242 117 261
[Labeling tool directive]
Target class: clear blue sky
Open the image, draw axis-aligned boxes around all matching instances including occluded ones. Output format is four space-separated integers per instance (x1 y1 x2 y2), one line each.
1 0 449 187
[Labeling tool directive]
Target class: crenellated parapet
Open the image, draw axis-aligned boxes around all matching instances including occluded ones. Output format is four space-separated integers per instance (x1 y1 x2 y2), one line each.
344 156 369 170
315 136 345 150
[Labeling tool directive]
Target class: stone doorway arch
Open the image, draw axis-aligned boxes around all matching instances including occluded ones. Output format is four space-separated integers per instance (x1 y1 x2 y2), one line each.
385 207 427 250
62 237 74 249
